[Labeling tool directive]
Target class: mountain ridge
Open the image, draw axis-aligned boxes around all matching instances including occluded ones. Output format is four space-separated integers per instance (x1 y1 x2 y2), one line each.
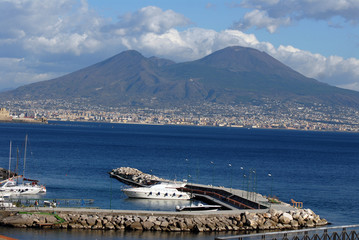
1 46 359 108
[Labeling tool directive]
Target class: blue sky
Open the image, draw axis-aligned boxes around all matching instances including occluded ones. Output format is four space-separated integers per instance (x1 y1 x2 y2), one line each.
0 0 358 91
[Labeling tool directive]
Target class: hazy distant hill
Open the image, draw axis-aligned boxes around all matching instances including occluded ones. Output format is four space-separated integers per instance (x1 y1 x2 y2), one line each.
2 46 359 108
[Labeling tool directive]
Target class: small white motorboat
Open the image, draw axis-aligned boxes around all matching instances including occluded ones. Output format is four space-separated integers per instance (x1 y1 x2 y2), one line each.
176 203 222 212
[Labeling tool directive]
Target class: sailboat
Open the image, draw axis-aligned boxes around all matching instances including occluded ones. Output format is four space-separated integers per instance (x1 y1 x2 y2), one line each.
0 135 46 196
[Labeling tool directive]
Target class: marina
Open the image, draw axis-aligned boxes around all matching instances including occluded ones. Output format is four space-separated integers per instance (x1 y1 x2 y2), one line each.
0 167 328 233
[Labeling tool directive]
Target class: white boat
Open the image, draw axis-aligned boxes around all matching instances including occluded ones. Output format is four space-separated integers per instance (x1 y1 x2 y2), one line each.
176 203 222 212
0 177 46 195
122 182 191 200
0 135 46 196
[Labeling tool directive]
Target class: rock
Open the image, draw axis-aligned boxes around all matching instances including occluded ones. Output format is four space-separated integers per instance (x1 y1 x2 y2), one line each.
160 221 169 228
168 225 181 231
87 217 97 226
193 224 205 232
124 220 133 228
176 221 187 230
317 219 328 226
60 223 69 229
142 221 154 230
292 211 301 220
184 218 194 230
45 215 58 224
291 220 299 228
92 219 104 230
283 224 292 229
69 214 79 222
262 219 276 230
105 222 115 230
153 225 162 231
271 215 279 223
245 213 259 229
2 214 34 227
69 223 82 229
297 216 306 226
279 213 293 224
305 219 315 228
263 213 272 219
269 209 282 217
130 222 143 230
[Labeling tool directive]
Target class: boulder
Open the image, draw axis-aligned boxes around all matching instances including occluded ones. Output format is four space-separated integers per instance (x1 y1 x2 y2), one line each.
87 217 97 226
291 220 299 228
176 221 187 230
105 222 115 230
292 211 301 220
245 213 259 229
130 222 143 230
160 221 169 228
305 219 315 228
262 219 276 230
1 214 34 227
263 213 272 219
279 213 293 224
142 221 154 230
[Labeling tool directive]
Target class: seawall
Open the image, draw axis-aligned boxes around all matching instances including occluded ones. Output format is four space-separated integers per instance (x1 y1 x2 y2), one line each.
0 207 327 232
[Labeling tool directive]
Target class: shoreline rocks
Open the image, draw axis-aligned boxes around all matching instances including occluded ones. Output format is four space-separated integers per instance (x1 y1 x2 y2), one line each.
0 208 328 232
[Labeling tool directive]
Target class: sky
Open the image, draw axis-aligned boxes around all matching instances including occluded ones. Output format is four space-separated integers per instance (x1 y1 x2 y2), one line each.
0 0 359 92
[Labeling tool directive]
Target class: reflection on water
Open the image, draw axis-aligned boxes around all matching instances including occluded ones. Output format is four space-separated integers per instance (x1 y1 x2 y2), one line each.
0 226 226 240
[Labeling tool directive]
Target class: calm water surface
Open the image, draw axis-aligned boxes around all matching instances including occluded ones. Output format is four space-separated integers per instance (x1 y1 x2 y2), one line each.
0 121 358 239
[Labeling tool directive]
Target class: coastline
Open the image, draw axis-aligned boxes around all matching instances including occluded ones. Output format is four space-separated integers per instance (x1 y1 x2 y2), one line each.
44 119 359 133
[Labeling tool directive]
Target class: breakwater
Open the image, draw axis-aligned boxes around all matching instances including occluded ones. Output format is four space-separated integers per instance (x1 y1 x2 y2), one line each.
109 167 165 186
0 208 327 232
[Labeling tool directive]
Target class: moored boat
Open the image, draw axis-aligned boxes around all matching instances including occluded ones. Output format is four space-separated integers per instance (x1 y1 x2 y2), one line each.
0 176 46 196
176 203 222 212
1 135 46 196
122 182 191 200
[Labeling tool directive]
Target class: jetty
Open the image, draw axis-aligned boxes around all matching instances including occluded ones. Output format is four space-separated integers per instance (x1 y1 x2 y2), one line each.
0 167 328 233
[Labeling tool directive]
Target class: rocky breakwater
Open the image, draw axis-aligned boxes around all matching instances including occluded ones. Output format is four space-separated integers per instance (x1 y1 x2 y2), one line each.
110 167 165 185
0 208 328 232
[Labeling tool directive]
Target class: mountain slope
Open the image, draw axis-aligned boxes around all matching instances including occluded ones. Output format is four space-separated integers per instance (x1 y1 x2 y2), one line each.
2 46 359 108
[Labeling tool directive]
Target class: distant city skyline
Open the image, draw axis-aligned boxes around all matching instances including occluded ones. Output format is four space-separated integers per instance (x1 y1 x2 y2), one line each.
0 0 358 91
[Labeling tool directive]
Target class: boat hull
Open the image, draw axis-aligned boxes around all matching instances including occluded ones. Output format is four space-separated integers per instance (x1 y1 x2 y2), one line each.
176 204 222 212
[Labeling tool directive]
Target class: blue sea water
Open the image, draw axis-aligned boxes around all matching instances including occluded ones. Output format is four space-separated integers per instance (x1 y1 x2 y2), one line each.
0 121 358 239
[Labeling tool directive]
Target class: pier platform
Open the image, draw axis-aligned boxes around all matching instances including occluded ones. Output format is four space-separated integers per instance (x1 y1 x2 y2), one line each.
109 167 297 213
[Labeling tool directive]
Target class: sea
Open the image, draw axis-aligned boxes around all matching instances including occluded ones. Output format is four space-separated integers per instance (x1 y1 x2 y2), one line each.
0 121 358 240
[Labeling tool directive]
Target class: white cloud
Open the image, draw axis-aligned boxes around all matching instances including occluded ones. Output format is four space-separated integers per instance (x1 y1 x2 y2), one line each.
234 0 359 32
114 6 191 35
234 9 290 33
0 57 60 89
0 0 359 92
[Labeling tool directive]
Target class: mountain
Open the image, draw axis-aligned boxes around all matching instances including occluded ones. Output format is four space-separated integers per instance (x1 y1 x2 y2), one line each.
2 46 359 108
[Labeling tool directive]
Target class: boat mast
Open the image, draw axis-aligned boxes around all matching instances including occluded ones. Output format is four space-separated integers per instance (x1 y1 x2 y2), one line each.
16 147 19 184
15 147 19 177
23 134 28 178
8 141 12 179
